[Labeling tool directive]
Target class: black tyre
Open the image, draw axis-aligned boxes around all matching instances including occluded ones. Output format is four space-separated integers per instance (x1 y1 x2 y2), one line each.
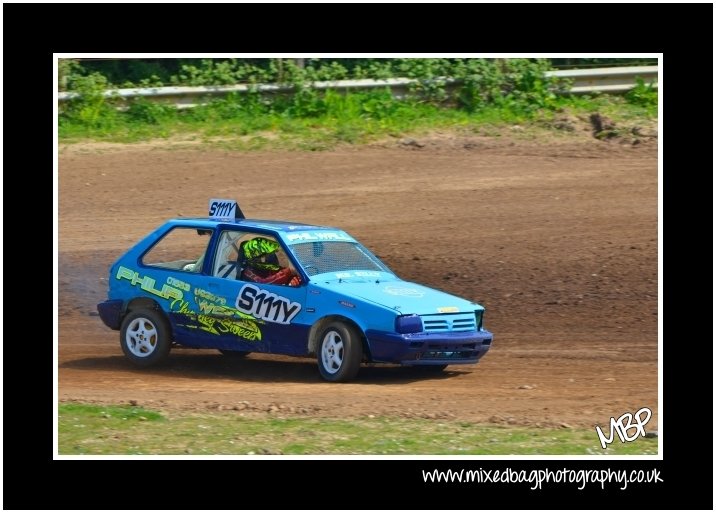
317 321 363 382
218 349 250 359
119 308 172 367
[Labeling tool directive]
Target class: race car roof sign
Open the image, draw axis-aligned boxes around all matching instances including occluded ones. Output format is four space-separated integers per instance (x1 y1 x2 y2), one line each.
209 198 245 220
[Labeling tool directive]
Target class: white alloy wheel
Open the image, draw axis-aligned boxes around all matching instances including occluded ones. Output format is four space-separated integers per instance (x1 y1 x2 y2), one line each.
119 308 172 367
316 321 362 382
125 317 159 357
320 330 345 375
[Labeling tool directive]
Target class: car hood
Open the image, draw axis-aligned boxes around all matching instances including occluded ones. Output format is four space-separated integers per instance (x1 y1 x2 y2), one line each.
315 279 481 315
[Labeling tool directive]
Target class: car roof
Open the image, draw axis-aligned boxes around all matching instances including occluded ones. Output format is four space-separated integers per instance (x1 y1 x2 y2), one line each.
166 217 337 232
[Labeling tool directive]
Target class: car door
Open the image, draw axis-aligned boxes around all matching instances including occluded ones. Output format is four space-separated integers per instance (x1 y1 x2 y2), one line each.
200 229 309 355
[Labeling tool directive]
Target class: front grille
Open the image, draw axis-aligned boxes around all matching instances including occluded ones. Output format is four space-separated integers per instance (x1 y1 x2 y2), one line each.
421 313 476 333
423 319 449 331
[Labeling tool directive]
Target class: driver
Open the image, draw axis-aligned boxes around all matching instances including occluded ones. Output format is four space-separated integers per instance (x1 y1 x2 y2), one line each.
240 237 301 287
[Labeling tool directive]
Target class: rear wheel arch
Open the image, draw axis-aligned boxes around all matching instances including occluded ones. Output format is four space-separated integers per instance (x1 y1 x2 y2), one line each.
126 297 162 313
124 297 173 339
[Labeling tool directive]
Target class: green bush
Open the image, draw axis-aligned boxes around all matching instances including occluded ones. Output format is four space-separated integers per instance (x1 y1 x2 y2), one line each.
625 78 658 107
452 59 564 113
57 58 651 143
125 98 176 124
60 72 118 129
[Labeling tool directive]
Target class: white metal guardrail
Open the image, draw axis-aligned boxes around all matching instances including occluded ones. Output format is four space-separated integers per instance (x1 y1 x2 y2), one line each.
58 66 657 108
545 66 657 94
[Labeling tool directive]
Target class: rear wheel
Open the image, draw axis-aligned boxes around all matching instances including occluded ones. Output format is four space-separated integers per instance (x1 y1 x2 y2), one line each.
120 308 172 367
317 321 363 382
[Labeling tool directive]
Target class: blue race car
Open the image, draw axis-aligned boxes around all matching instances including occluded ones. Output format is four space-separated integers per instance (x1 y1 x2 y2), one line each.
97 199 493 382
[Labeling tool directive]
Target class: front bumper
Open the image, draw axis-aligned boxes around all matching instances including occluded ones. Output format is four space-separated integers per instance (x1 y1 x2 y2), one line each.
97 299 124 330
365 329 493 365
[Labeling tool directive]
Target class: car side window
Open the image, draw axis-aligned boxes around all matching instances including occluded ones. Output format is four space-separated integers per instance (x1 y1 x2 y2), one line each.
213 231 301 286
141 227 213 273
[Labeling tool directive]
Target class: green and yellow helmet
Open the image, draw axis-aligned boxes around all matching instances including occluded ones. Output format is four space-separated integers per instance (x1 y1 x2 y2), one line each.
241 237 282 271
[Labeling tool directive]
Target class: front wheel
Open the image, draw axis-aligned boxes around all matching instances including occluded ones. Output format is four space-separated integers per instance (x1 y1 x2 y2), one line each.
317 321 363 382
120 308 172 367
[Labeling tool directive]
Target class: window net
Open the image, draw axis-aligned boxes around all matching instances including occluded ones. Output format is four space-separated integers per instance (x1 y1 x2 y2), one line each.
289 241 391 276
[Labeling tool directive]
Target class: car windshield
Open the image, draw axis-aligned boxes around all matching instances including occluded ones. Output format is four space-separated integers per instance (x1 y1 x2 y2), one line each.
289 241 393 277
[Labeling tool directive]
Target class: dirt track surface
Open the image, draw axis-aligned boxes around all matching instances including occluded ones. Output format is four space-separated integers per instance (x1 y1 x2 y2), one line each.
58 136 658 429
